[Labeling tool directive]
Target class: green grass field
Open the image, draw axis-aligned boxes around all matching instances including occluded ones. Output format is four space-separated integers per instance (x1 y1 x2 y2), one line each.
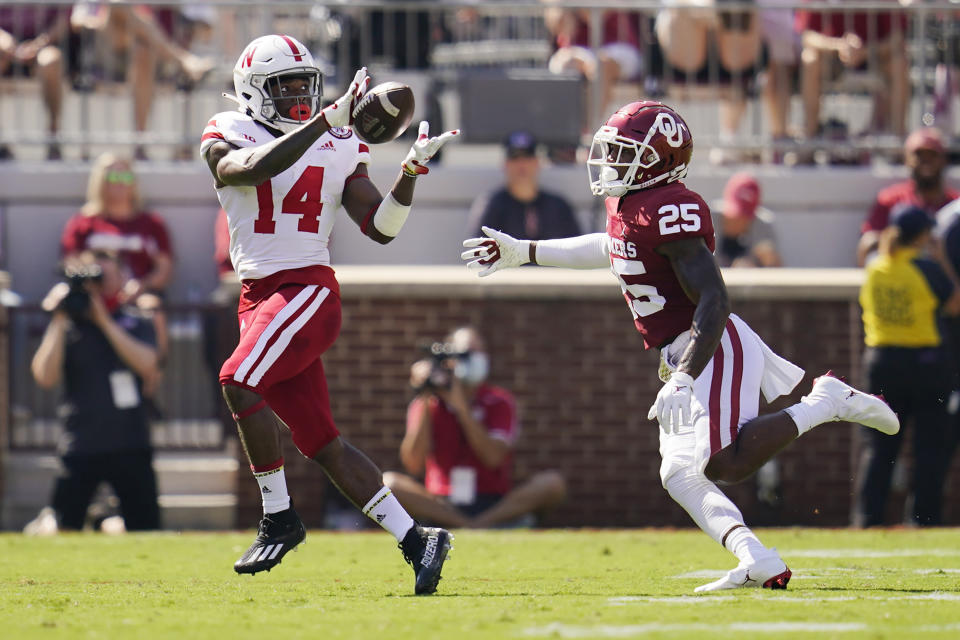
2 528 959 639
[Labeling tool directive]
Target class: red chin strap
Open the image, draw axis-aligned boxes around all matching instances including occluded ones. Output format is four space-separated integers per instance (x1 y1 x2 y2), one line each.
288 104 312 121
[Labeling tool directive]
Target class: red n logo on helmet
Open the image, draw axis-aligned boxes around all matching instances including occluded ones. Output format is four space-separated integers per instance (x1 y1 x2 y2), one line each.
241 45 256 68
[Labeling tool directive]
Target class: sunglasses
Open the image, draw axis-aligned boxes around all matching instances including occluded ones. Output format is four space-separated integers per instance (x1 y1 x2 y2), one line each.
105 170 136 185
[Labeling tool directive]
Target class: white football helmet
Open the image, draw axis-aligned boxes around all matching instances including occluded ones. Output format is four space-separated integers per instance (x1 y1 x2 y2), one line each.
232 34 322 133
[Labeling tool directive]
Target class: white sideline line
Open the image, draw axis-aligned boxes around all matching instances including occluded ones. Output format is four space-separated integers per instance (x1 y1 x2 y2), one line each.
787 549 960 558
609 592 960 605
523 622 867 637
674 567 960 580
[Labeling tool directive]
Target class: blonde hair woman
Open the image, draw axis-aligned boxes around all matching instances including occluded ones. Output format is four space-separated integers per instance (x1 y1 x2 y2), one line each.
62 152 173 299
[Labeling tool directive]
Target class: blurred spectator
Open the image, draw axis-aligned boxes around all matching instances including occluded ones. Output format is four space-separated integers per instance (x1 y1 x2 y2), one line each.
61 152 174 300
854 205 960 527
545 7 643 133
70 2 214 159
30 249 161 532
0 6 71 160
758 0 799 154
467 131 582 240
796 4 909 143
857 128 958 266
655 0 763 164
711 172 782 267
384 326 566 528
60 152 173 388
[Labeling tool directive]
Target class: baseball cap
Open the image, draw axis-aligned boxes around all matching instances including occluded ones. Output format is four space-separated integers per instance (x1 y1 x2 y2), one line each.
890 204 934 239
904 127 945 154
504 131 537 159
722 172 761 219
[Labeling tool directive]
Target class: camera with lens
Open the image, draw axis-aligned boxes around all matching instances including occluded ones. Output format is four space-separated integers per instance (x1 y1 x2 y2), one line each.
412 341 470 393
57 263 103 320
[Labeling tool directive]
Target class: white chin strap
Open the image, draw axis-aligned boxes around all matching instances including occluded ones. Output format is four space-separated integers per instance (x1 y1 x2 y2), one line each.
600 166 628 197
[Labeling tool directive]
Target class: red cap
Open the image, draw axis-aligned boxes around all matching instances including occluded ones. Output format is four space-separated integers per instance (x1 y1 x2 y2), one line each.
904 127 945 154
722 172 760 219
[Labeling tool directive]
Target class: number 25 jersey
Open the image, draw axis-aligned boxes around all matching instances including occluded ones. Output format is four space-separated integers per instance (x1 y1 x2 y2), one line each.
606 181 715 349
200 111 371 280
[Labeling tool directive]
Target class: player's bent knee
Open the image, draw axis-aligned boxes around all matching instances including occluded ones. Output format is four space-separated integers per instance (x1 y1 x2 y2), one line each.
221 382 263 414
537 470 567 503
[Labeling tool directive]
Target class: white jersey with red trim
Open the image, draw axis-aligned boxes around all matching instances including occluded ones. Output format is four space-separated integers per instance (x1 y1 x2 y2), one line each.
200 110 371 280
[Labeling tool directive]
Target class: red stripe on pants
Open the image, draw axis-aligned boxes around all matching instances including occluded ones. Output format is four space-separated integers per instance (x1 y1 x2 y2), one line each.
727 321 744 444
709 346 724 454
237 286 323 386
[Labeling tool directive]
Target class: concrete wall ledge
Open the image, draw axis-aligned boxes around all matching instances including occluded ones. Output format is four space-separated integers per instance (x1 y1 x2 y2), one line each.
333 265 864 301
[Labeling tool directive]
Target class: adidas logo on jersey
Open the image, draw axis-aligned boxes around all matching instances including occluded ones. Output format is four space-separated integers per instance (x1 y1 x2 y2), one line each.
317 140 336 152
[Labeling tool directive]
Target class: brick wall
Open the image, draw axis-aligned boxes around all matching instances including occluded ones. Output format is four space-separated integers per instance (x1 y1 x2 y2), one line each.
227 268 960 530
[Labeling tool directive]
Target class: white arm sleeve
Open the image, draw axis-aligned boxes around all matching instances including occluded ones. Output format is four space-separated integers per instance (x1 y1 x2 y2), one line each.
371 193 411 237
534 233 610 269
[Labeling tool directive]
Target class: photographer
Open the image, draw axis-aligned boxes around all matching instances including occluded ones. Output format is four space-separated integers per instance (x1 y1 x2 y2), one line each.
383 327 566 528
30 249 161 532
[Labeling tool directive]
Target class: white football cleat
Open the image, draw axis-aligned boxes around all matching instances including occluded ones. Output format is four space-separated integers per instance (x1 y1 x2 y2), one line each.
694 549 792 593
806 371 900 435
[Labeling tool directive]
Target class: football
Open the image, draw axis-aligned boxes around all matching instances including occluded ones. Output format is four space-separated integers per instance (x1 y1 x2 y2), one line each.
351 82 416 144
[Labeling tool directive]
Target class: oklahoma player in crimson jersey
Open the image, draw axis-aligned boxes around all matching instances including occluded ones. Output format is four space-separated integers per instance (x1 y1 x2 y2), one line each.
463 101 900 592
201 34 458 594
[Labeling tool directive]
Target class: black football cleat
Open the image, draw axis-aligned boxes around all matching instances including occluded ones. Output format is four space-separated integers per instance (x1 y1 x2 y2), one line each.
399 524 453 595
234 508 306 575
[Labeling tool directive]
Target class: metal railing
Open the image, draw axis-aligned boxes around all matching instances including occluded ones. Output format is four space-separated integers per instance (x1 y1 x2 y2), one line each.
7 304 231 451
0 1 958 163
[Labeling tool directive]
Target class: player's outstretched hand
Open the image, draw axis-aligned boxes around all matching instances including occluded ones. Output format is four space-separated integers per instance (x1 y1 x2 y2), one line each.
320 67 370 129
401 121 460 177
461 226 530 277
648 371 695 434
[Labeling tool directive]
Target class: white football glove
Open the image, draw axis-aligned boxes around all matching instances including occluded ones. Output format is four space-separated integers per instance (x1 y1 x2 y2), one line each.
461 226 530 277
648 371 696 434
320 67 369 129
401 121 461 177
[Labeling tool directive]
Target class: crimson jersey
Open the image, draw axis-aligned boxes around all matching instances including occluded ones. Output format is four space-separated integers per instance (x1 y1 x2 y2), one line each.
606 181 715 349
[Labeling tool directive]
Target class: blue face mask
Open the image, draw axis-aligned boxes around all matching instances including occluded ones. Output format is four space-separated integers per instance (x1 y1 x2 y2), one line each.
454 352 489 384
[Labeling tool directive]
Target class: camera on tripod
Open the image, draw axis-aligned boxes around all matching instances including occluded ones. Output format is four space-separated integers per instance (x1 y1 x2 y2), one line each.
58 263 103 320
412 341 470 393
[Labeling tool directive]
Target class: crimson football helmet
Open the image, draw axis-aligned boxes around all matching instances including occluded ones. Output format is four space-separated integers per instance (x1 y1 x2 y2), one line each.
232 34 322 133
587 101 693 197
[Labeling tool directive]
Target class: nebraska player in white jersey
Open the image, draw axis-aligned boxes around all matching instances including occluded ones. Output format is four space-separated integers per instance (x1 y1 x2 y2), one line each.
201 34 458 594
462 101 900 592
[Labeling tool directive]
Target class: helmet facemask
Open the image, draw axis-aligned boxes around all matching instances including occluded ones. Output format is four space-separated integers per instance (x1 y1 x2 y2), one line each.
253 69 323 133
587 126 659 197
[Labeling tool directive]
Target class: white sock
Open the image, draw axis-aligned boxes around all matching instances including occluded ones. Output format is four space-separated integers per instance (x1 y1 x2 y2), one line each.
723 525 768 564
362 487 415 542
252 462 290 514
784 397 834 436
664 468 752 552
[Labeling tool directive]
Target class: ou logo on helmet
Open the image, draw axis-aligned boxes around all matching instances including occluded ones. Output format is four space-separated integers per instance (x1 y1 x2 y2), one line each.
654 112 687 148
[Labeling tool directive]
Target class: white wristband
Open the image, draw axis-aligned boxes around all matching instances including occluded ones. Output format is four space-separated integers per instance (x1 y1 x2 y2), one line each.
372 193 411 237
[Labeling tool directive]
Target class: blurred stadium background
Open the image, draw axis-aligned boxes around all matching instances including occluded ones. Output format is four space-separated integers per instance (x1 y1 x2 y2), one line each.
1 1 959 532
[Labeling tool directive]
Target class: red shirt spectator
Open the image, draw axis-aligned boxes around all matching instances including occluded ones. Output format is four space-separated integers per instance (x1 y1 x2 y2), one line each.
862 181 959 234
407 384 517 497
61 211 172 281
213 208 233 277
795 8 907 44
61 153 174 295
554 11 640 50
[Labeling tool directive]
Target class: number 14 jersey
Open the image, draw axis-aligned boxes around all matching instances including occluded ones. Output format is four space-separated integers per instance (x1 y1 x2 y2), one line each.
606 181 715 350
200 111 371 280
